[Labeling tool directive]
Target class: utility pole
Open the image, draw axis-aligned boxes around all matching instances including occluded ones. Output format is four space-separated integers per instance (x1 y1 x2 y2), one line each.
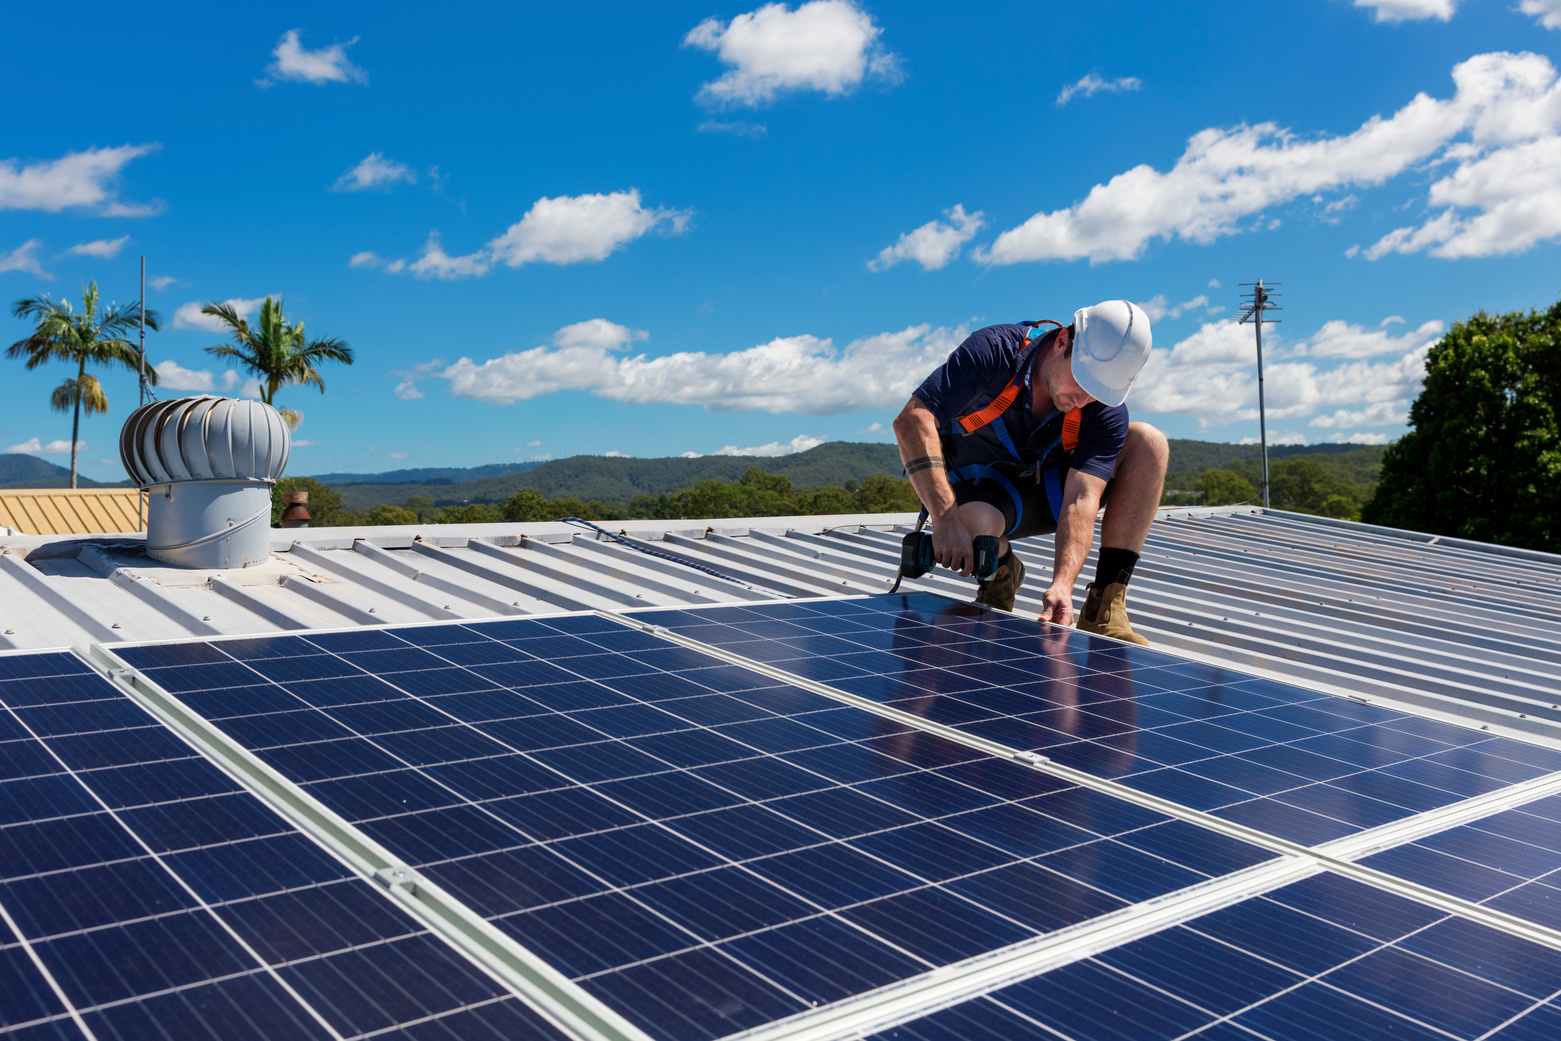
138 257 150 534
1237 280 1281 508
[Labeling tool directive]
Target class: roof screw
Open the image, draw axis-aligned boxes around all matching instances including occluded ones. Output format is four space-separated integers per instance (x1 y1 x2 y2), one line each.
368 607 377 614
111 623 121 629
202 616 212 621
2 629 12 635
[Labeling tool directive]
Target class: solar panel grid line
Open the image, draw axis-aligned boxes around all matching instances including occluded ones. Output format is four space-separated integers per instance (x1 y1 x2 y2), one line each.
715 857 1321 1041
100 622 1143 1022
84 645 657 1041
0 885 98 1040
1316 766 1561 865
104 613 1299 1040
609 599 1561 957
606 609 1328 865
0 653 351 1041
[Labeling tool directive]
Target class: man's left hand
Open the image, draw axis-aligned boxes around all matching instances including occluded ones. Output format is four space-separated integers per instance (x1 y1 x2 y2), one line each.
1037 584 1075 627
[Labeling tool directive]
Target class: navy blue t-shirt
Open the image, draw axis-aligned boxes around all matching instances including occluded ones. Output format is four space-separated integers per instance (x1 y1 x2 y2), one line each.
915 324 1129 481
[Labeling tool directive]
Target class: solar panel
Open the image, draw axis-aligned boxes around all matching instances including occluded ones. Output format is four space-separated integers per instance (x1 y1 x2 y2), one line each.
864 872 1561 1041
1359 792 1561 925
627 595 1561 846
113 614 1283 1041
0 651 569 1041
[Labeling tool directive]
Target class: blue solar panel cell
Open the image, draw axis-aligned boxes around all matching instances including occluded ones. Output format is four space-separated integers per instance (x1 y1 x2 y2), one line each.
0 651 568 1041
628 595 1561 846
873 871 1561 1041
114 612 1282 1040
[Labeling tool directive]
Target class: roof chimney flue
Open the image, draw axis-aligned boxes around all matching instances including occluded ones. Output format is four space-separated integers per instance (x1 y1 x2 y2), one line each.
119 396 290 569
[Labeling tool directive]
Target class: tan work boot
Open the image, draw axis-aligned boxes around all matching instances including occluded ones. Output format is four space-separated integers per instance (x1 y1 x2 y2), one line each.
975 551 1025 611
1077 582 1149 646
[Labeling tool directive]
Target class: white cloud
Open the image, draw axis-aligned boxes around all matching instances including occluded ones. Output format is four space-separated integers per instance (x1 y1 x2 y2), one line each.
683 0 901 108
714 434 827 456
1238 431 1307 446
148 275 177 291
6 438 82 455
488 191 690 267
434 322 966 414
526 440 542 447
697 120 768 137
393 191 689 280
869 205 985 271
154 360 240 393
386 451 409 459
64 236 129 258
349 251 383 268
173 297 267 332
552 319 648 351
1309 403 1410 428
604 450 629 458
292 439 318 448
1519 0 1561 29
858 421 883 434
1295 318 1443 359
1139 294 1213 321
1056 73 1142 107
333 153 414 191
1355 0 1457 21
1208 279 1221 288
983 51 1561 264
0 145 159 215
259 29 366 87
0 240 48 278
1133 317 1433 431
1324 431 1393 445
392 360 444 401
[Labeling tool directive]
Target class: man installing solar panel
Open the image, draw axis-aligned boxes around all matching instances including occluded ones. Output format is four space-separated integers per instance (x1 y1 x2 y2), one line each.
891 300 1167 645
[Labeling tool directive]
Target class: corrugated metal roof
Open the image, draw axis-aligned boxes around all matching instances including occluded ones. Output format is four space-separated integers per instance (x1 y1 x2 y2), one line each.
0 487 144 535
1 505 1557 748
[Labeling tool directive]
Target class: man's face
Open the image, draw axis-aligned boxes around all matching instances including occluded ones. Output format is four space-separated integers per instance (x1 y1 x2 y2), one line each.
1036 326 1097 413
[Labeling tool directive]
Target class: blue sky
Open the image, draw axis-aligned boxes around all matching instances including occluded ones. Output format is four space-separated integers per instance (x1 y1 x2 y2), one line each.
5 0 1561 481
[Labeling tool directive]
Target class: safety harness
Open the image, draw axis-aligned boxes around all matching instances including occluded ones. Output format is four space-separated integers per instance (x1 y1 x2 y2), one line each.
889 321 1083 594
944 320 1083 536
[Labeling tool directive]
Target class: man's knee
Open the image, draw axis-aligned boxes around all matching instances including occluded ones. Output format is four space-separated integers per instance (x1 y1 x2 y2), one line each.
958 500 1006 537
1124 421 1170 474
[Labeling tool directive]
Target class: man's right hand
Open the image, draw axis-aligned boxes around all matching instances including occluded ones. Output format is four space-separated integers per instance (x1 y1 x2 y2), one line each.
931 510 975 576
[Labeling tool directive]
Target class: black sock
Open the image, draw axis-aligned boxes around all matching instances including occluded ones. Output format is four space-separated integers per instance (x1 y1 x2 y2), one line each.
1095 547 1140 588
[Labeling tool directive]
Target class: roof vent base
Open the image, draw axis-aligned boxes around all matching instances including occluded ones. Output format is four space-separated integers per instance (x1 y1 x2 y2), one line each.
145 482 273 569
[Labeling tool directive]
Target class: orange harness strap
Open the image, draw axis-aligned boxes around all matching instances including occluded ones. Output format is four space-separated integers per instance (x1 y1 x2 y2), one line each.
1061 407 1081 452
955 380 1021 435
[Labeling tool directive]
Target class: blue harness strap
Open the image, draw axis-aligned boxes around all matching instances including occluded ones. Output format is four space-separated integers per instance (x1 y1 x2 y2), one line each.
947 464 1025 537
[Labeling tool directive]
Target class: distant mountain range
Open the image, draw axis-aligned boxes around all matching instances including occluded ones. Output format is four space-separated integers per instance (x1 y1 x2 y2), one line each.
312 439 1389 512
0 454 118 488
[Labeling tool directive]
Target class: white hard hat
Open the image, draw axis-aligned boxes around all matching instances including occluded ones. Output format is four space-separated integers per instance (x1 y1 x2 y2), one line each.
1071 300 1152 407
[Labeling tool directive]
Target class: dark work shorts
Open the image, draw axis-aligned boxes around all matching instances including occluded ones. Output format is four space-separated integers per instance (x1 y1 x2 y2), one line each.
949 463 1114 539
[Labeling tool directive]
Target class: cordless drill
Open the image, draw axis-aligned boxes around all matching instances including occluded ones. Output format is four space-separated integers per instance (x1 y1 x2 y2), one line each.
899 530 1000 581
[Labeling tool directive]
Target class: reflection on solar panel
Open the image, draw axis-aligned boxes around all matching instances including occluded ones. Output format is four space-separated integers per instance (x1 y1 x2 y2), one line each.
114 615 1280 1041
866 873 1561 1040
0 651 568 1040
8 588 1561 1040
629 595 1561 845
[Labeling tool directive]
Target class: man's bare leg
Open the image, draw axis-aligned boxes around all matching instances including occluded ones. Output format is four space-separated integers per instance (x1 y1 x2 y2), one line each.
1100 421 1169 551
1082 421 1168 645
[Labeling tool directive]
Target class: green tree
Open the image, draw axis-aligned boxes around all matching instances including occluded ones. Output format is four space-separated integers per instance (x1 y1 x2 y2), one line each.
201 296 353 427
8 282 161 487
1267 459 1364 518
854 473 920 513
500 488 549 522
438 503 500 523
271 476 354 526
1363 304 1559 550
367 504 419 526
403 495 437 522
1194 468 1259 506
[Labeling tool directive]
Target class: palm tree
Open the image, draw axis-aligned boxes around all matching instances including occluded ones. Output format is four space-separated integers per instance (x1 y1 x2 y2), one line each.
202 296 353 428
8 282 161 488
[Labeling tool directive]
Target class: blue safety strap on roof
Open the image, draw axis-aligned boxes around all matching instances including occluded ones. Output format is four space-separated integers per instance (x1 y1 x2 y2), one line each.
555 518 795 599
947 465 1024 537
